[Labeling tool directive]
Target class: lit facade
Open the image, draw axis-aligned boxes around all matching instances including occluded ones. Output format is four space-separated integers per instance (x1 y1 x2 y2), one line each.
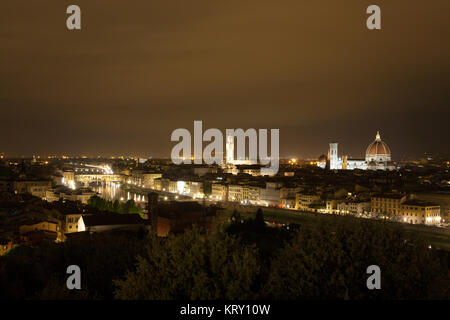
399 200 441 225
295 193 321 211
64 214 83 233
326 131 395 171
371 194 406 217
337 201 371 215
211 183 228 201
13 180 52 198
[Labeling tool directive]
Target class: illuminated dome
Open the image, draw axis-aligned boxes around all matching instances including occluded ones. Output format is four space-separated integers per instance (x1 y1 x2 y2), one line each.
365 131 391 162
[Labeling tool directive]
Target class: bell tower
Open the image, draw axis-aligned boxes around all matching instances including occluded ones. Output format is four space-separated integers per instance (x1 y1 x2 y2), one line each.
147 192 159 231
329 143 339 170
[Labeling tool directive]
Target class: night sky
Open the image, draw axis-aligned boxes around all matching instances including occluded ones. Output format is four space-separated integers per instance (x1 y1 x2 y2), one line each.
1 1 449 159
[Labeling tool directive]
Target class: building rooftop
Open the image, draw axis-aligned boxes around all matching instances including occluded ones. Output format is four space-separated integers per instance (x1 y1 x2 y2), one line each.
366 131 391 156
82 213 147 227
151 201 217 221
156 201 214 215
401 200 439 207
372 193 405 199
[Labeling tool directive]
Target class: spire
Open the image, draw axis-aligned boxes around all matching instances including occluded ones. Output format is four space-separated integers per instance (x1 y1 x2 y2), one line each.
375 131 381 141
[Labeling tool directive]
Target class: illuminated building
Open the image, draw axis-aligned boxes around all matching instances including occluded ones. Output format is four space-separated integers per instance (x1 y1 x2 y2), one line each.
228 185 245 202
130 172 162 188
64 214 84 233
211 183 228 201
371 194 406 216
154 178 162 191
370 194 442 225
151 178 177 193
325 199 347 214
13 180 52 198
416 192 450 223
226 135 234 164
184 180 204 198
337 201 371 215
260 182 281 206
142 173 163 188
399 200 441 225
295 192 321 211
224 135 254 166
280 187 302 209
325 131 396 171
45 187 95 204
63 171 75 183
19 220 63 243
227 184 261 204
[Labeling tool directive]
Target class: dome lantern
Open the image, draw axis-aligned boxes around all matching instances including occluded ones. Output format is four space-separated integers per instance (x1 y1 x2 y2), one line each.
365 131 391 162
375 131 381 141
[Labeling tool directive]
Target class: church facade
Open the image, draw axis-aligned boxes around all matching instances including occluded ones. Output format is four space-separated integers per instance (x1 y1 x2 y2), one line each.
318 131 396 171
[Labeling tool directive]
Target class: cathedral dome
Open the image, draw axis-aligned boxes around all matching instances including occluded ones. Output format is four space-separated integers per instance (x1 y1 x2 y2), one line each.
366 131 390 156
365 131 391 162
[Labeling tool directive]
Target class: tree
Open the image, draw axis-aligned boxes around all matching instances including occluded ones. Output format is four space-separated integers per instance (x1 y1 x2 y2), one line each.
113 200 120 213
114 228 261 299
122 200 141 215
255 208 265 228
203 182 212 196
264 218 450 299
87 195 101 208
230 209 241 223
88 196 141 216
0 231 148 299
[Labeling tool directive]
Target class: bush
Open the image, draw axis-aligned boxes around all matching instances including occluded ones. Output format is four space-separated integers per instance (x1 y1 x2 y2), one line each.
264 218 449 299
114 228 260 299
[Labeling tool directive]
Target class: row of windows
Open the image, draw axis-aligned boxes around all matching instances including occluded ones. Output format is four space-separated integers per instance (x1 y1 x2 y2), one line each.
373 203 440 212
373 209 439 217
401 206 425 211
373 204 399 208
372 198 401 202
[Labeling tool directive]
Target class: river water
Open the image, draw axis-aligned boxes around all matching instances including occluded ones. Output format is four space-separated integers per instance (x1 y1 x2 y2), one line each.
91 182 148 206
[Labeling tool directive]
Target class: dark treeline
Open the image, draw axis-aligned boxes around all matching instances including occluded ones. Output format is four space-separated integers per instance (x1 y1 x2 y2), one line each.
0 210 449 300
87 195 142 216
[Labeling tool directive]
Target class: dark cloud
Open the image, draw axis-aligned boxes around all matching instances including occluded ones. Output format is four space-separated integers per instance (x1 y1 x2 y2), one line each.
1 1 449 158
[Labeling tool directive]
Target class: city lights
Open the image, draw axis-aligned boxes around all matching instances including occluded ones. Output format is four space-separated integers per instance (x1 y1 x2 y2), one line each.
1 0 449 304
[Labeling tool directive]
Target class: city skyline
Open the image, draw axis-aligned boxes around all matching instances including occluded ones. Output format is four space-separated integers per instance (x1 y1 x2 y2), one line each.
0 128 447 161
2 0 450 306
